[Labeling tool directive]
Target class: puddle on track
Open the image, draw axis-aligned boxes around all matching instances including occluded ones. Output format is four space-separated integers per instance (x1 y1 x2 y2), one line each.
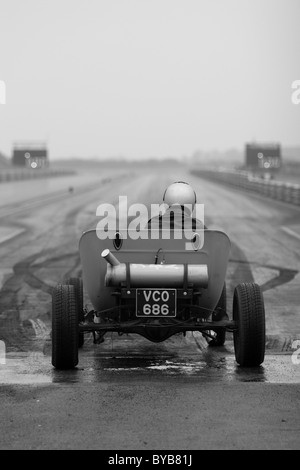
0 344 299 385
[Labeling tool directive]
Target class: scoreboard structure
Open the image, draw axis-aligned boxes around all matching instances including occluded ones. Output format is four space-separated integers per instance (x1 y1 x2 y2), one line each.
245 143 281 173
12 143 49 168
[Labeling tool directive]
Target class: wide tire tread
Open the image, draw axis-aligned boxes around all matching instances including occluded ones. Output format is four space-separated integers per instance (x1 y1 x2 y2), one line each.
52 284 79 369
233 283 265 366
65 277 84 348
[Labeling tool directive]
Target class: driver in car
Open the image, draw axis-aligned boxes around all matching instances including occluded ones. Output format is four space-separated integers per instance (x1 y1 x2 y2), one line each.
147 181 206 232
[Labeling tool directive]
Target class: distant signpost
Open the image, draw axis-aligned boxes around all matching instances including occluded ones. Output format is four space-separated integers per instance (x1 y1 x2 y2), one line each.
12 142 49 169
245 143 281 178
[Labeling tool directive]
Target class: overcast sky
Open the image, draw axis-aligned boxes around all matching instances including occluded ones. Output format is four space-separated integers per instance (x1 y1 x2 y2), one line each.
0 0 299 159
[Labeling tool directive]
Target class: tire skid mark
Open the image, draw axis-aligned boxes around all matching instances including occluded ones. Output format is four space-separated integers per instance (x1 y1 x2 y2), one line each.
0 250 80 352
0 175 133 347
228 242 255 286
27 319 49 337
0 172 106 301
1 250 78 295
0 173 139 351
265 334 300 352
228 258 298 292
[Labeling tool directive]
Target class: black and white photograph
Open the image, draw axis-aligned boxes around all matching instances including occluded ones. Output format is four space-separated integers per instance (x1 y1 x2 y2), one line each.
0 0 299 453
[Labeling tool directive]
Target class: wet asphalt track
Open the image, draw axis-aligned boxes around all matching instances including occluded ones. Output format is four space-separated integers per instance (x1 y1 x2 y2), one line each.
0 163 299 450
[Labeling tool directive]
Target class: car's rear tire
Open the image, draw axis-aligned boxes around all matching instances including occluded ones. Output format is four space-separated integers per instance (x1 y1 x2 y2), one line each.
52 284 79 369
65 277 84 348
233 283 265 367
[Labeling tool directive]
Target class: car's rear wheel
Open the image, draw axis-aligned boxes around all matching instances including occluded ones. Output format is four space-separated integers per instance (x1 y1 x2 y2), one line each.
52 284 79 369
233 283 265 367
65 277 84 348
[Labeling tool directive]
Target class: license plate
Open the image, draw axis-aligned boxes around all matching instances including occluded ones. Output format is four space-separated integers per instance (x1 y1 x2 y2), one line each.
136 289 176 317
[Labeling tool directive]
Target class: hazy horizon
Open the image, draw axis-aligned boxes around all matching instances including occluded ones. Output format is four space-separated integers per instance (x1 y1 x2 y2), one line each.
0 0 299 160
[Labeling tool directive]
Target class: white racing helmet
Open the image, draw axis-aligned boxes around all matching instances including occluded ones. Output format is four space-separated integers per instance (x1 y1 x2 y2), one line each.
163 181 197 210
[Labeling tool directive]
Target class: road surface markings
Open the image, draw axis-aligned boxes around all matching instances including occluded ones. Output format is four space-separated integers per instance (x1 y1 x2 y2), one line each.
0 227 25 245
26 319 50 338
0 268 14 290
281 226 300 241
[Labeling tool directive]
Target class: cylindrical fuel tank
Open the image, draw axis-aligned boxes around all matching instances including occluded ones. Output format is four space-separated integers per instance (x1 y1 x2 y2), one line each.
104 262 208 288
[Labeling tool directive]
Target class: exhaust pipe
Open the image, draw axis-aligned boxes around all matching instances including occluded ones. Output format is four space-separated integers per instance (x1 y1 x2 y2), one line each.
101 249 208 288
101 248 120 267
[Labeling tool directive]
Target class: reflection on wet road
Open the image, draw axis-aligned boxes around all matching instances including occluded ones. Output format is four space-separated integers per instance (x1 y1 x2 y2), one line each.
1 333 300 385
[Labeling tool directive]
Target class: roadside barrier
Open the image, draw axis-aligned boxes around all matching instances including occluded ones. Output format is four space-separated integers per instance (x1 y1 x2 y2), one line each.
192 168 300 206
0 168 76 183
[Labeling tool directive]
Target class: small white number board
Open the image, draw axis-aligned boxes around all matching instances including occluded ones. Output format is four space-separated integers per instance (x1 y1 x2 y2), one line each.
136 289 176 317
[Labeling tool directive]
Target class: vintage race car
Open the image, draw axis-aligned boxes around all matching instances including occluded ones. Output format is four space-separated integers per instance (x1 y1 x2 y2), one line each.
51 228 266 369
